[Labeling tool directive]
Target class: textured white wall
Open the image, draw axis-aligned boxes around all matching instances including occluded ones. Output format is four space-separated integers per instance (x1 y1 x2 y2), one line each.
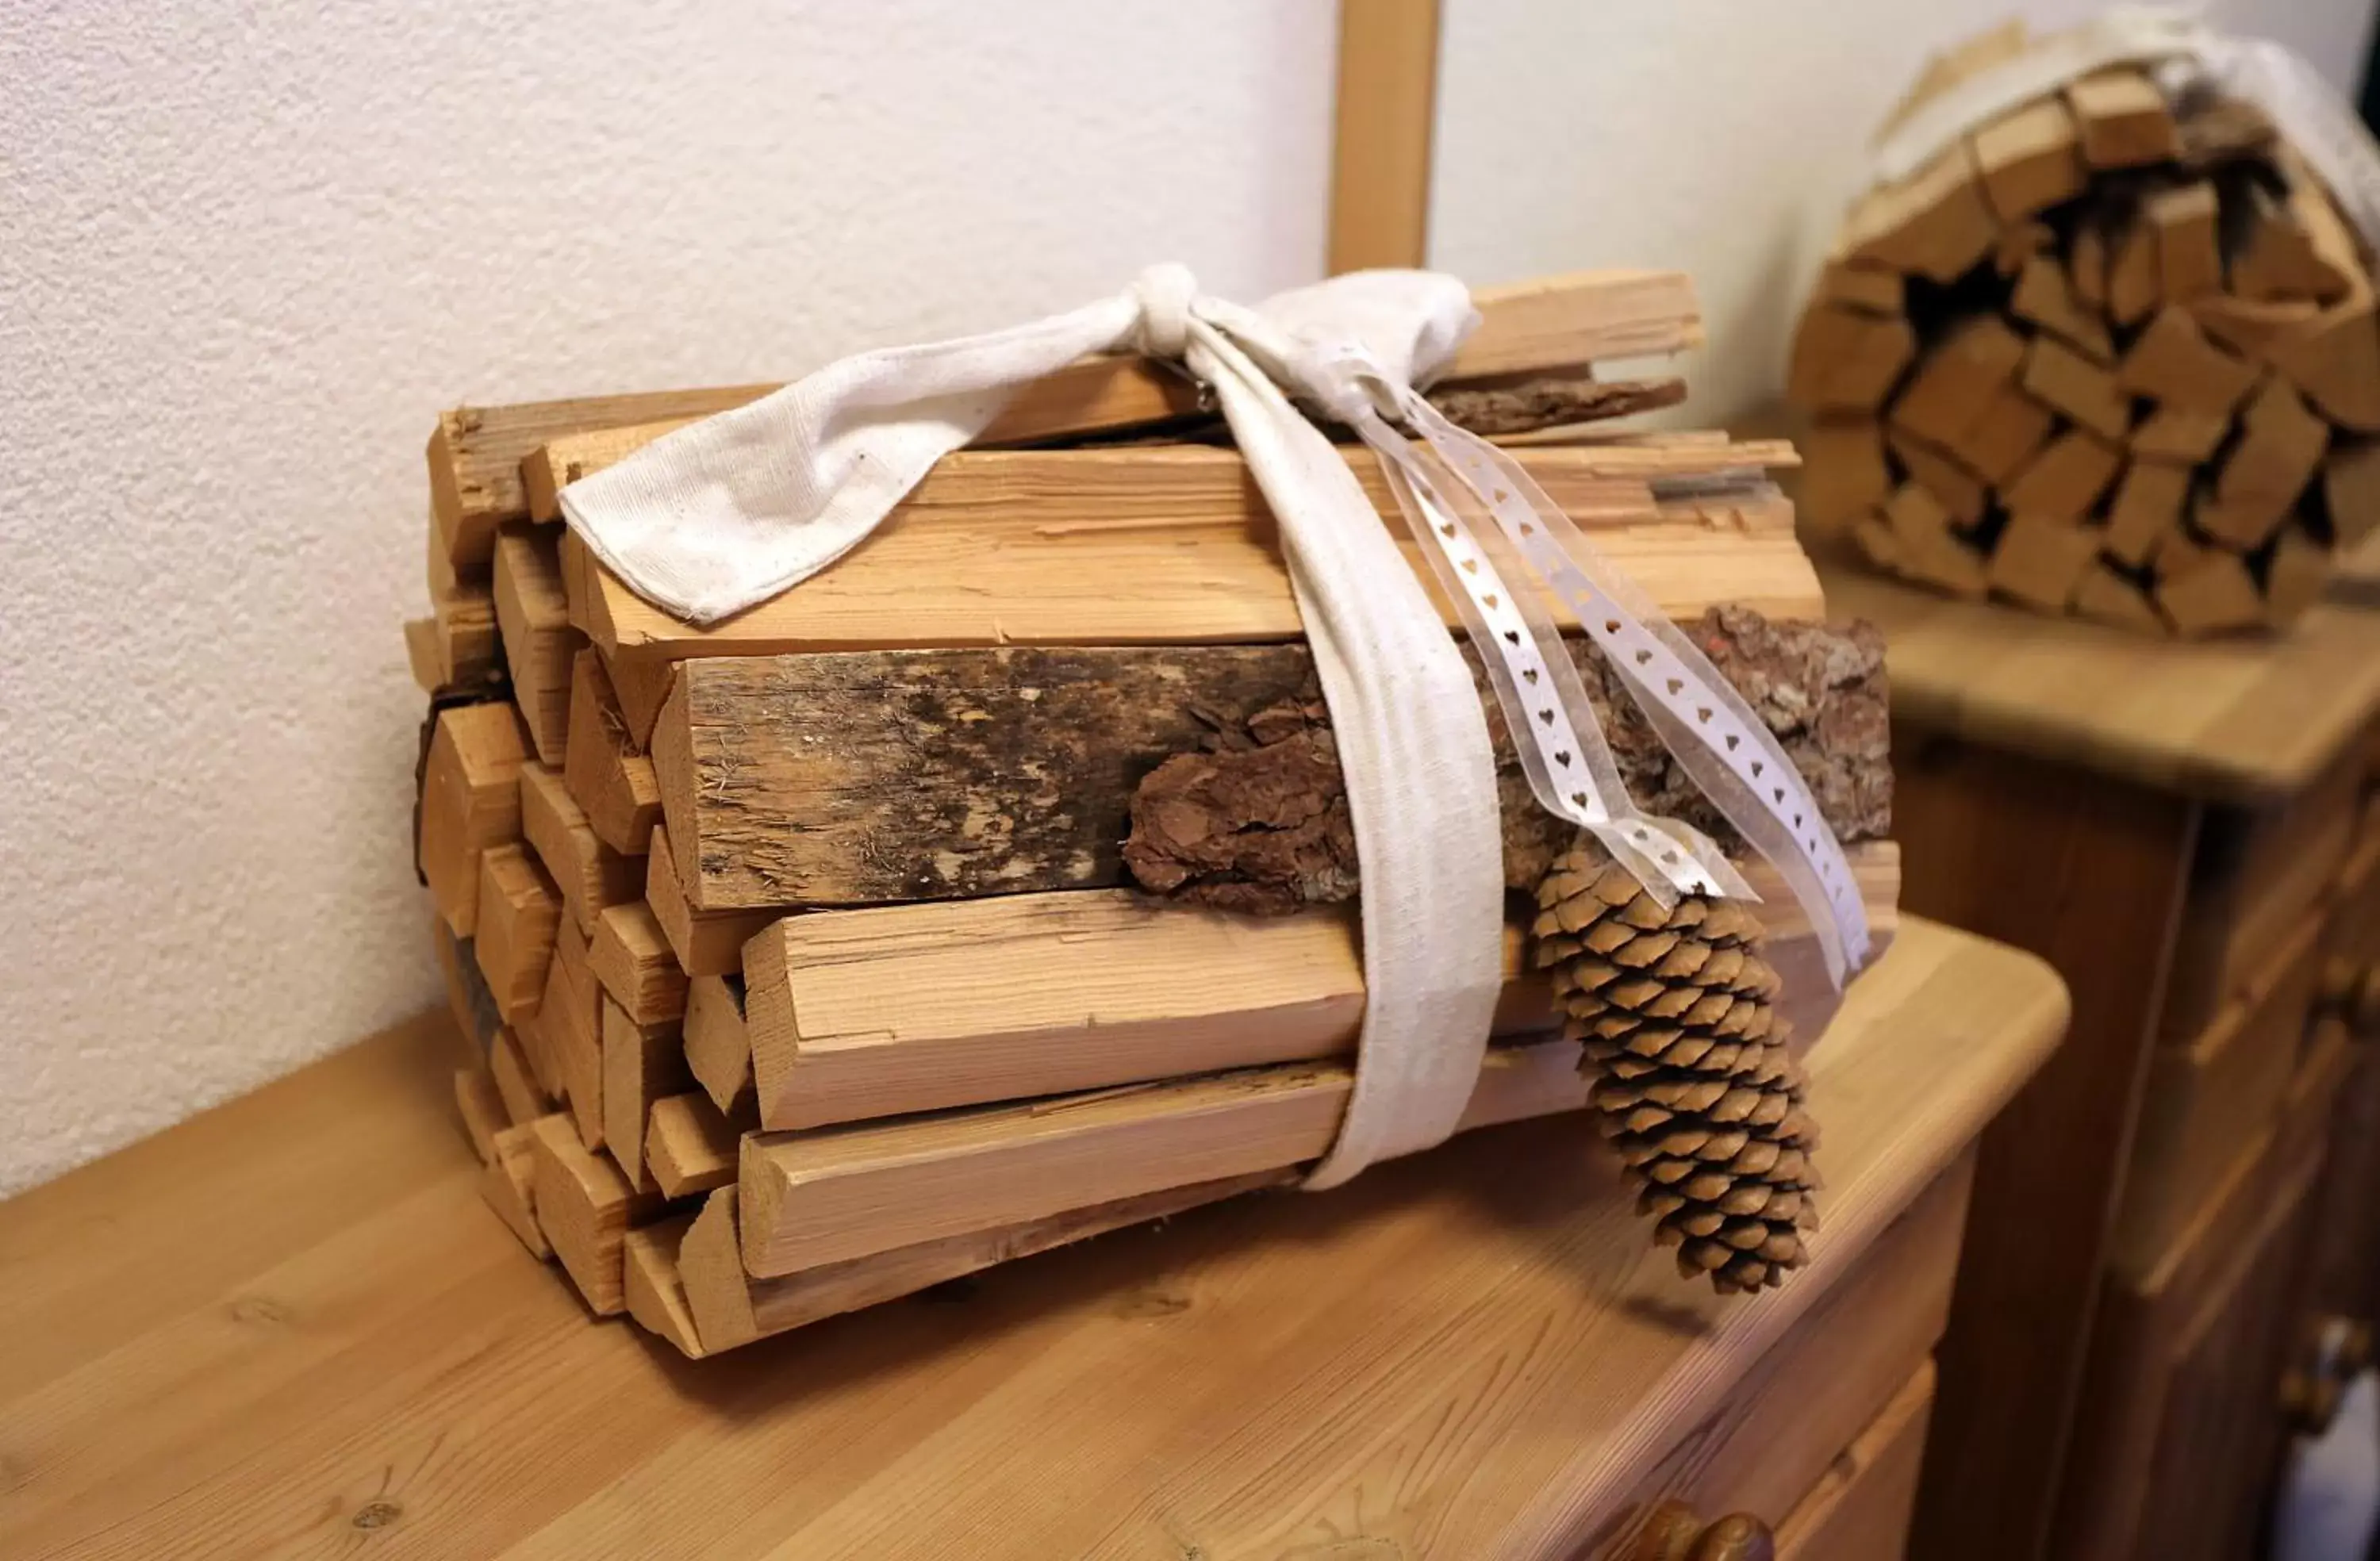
12 1 2376 1195
0 0 1336 1193
1430 0 2379 424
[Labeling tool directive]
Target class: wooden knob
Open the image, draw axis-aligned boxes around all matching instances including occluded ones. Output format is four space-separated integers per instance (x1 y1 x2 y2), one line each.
2323 955 2358 1009
1690 1514 1777 1561
2282 1315 2378 1435
1617 1502 1776 1561
2351 966 2380 1037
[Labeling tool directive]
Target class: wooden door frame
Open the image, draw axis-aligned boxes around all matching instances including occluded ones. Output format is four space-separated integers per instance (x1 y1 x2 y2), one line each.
1328 0 1443 272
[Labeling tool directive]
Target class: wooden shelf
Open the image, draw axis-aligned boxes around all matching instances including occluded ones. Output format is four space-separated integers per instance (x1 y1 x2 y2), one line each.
0 919 2061 1559
1823 562 2380 803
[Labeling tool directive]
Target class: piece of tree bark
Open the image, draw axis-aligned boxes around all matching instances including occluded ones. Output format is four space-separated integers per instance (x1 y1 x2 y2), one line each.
1123 607 1891 914
1411 374 1686 435
657 609 1891 913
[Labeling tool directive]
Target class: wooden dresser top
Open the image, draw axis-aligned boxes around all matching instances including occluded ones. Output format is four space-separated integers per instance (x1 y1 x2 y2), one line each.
1823 563 2380 804
0 919 2062 1559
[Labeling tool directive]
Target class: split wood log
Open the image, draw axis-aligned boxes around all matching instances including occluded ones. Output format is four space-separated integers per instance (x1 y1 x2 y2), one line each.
528 1113 660 1315
403 617 442 694
542 918 606 1150
733 1031 1612 1280
682 973 750 1117
561 648 660 857
589 899 687 1028
557 447 1816 669
488 1026 551 1128
519 761 641 938
521 373 1693 524
432 270 1705 565
1792 45 2380 635
674 1175 1286 1357
420 585 501 691
481 1122 551 1260
419 703 529 937
432 914 503 1056
645 1092 742 1201
453 1068 507 1164
601 995 688 1192
739 846 1899 1133
654 608 1889 914
491 528 574 766
622 1215 702 1354
646 824 769 979
473 843 559 1023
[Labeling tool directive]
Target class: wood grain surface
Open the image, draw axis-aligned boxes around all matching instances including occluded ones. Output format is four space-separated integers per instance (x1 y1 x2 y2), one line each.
0 919 2062 1559
1823 562 2380 802
1892 738 2199 1561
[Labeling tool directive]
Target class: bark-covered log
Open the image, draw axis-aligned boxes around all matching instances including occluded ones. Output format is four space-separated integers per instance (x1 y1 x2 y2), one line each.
1124 607 1891 913
658 611 1888 913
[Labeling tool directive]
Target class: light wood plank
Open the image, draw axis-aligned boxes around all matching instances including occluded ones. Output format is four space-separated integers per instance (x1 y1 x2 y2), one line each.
1326 0 1438 273
647 823 769 978
418 702 529 937
589 899 687 1028
472 843 559 1023
645 1093 740 1201
601 993 688 1193
742 850 1898 1130
561 647 661 855
683 972 751 1117
491 527 574 765
569 451 1817 664
519 759 642 938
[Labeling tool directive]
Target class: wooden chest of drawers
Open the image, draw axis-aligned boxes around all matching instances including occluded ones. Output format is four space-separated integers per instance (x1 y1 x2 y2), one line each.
1826 566 2380 1561
0 919 2061 1559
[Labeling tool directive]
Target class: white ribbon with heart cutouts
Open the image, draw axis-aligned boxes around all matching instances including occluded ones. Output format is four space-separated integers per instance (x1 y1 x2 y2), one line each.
561 264 1869 1191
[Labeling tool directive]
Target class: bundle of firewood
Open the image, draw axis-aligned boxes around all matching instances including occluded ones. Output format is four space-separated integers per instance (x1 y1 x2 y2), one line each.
407 268 1902 1356
1790 24 2380 635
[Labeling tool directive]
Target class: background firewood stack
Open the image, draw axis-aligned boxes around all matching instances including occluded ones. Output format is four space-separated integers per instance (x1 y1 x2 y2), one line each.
1789 24 2380 635
405 268 1902 1358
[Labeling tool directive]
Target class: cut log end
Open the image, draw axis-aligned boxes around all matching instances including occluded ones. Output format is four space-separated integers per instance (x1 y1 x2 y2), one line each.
1794 69 2378 635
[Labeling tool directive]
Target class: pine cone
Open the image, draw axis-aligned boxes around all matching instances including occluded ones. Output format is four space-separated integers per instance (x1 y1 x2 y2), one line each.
1532 848 1820 1294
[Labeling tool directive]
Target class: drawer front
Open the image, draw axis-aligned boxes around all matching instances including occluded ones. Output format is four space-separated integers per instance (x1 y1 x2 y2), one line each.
1777 1361 1935 1560
2301 1038 2380 1324
1592 1156 1974 1558
2321 816 2380 1027
2113 911 2325 1277
2056 1132 2325 1560
2164 752 2361 1042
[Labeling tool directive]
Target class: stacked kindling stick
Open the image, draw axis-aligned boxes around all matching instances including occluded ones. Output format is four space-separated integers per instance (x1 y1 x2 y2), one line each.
1790 25 2380 635
408 268 1902 1356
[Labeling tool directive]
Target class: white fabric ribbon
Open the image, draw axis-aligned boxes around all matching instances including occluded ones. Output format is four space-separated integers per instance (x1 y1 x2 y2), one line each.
562 265 1869 1188
1874 6 2380 251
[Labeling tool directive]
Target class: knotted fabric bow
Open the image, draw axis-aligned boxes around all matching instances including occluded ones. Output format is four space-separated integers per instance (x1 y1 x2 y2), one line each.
562 264 1870 1189
1875 5 2380 250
